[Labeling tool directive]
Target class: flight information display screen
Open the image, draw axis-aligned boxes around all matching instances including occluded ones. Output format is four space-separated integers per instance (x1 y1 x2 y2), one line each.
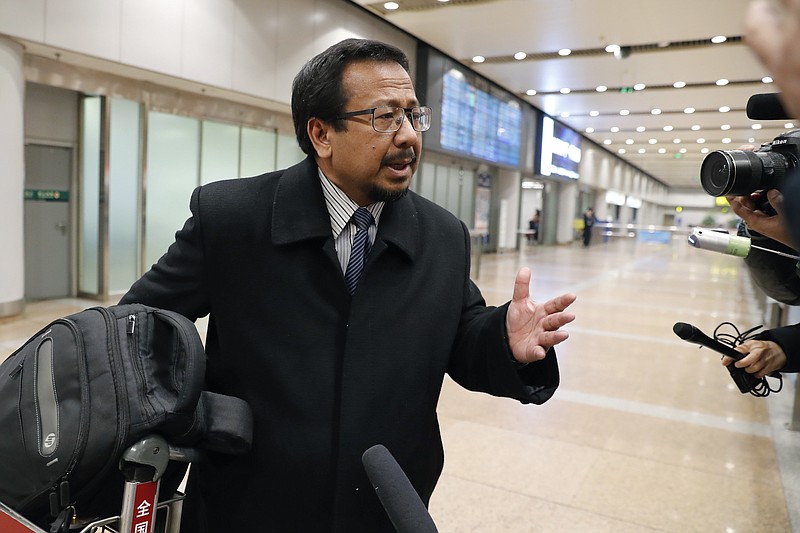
539 116 581 179
440 69 522 167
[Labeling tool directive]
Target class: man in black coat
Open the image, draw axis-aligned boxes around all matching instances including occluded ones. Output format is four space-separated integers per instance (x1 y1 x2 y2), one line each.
121 38 576 531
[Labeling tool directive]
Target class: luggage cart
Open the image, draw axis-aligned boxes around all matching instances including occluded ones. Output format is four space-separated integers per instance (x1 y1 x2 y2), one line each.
0 435 192 533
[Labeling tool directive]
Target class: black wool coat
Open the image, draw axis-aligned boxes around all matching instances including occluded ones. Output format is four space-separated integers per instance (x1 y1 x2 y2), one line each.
120 156 560 531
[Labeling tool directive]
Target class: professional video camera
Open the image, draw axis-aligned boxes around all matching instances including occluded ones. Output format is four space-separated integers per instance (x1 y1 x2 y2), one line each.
700 93 799 197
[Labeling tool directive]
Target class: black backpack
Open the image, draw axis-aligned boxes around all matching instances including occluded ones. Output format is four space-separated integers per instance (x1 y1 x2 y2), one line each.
0 303 252 526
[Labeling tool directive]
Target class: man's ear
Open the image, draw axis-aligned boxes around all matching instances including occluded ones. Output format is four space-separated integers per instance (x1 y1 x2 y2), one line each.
308 117 332 159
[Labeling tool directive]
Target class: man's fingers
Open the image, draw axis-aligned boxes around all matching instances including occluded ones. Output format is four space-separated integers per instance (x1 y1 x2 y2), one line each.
745 0 784 70
512 267 531 302
543 293 577 314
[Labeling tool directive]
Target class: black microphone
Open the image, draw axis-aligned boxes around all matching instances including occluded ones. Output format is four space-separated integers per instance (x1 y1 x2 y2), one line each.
672 322 744 360
362 444 438 533
746 93 792 120
673 322 762 394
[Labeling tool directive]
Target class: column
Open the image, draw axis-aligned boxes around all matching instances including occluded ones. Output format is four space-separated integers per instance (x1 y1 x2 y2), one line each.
0 37 25 317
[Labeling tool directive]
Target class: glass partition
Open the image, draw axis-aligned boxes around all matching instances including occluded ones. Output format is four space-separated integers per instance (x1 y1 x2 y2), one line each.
201 120 240 184
79 96 102 295
108 98 141 294
241 127 277 177
145 112 200 268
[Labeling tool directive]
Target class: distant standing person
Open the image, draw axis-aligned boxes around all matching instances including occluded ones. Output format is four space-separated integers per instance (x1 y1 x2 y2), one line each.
528 209 541 243
583 207 596 247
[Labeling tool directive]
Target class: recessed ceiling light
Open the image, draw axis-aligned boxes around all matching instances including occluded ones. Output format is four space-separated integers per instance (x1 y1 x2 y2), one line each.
697 138 706 143
691 125 701 131
596 85 608 92
716 79 729 86
472 55 485 63
605 44 620 53
526 89 537 96
590 110 599 117
610 127 620 132
638 148 646 154
585 127 595 133
649 139 657 144
721 124 731 130
658 148 666 154
663 125 674 131
651 108 662 115
763 76 773 84
701 148 710 154
625 139 634 144
684 107 695 114
680 148 688 153
748 137 756 143
636 126 646 132
673 138 681 143
618 148 626 154
514 52 527 60
786 122 795 128
673 81 686 88
722 138 732 143
438 0 450 2
634 83 646 91
620 109 630 116
711 35 727 44
752 123 762 129
560 88 571 94
558 48 571 56
560 112 570 118
719 106 730 112
384 1 399 9
603 139 612 145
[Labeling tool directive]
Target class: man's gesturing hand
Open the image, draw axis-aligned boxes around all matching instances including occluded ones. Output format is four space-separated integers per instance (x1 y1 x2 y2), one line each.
506 267 576 364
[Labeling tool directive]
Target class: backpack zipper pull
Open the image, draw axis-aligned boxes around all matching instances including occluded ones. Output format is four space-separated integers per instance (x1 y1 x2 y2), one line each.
127 314 136 335
9 361 23 378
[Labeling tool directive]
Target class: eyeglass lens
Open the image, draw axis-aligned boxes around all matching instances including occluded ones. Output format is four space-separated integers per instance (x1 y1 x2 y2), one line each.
373 107 431 132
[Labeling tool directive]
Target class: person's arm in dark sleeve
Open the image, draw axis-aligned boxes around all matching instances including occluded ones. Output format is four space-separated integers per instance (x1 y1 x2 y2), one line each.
446 224 575 404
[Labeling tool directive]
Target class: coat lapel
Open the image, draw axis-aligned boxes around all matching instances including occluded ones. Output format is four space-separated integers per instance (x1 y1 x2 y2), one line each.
271 157 332 246
271 155 420 266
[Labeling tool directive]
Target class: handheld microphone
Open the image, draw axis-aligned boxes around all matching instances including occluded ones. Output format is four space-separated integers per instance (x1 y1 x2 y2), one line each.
746 93 792 120
362 444 438 533
673 322 761 393
673 322 743 360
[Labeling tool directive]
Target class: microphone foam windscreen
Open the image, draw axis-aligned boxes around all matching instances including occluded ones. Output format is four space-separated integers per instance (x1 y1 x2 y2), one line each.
746 93 791 120
362 444 438 533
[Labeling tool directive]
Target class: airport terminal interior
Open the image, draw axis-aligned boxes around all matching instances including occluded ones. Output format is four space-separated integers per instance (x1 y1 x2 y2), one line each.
2 0 800 531
1 236 799 532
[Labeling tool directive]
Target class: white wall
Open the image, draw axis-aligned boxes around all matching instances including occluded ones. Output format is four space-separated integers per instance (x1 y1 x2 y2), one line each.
557 181 578 244
0 0 417 108
0 36 24 314
496 168 521 250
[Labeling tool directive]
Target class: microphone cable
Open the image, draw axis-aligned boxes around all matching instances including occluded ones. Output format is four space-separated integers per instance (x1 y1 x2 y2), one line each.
711 321 783 397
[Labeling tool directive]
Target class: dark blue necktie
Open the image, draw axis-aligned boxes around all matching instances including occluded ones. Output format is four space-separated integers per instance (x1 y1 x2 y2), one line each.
344 208 374 294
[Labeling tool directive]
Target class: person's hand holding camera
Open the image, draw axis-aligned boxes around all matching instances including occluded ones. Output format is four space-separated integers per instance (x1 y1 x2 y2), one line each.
726 188 795 247
725 141 796 248
723 338 787 379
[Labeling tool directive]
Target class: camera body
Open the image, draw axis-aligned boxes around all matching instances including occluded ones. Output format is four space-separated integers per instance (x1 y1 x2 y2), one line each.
700 129 800 197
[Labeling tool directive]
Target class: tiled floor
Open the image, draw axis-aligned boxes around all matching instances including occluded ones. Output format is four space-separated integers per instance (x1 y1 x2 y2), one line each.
1 236 798 532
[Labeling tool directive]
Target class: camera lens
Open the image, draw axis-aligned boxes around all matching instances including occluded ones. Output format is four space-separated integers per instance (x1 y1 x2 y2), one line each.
700 150 770 196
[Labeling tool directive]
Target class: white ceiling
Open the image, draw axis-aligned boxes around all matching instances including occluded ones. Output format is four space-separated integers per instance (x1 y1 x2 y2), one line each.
350 0 792 190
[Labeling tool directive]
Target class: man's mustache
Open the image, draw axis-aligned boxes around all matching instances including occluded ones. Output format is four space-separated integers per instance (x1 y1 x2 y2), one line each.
382 151 417 166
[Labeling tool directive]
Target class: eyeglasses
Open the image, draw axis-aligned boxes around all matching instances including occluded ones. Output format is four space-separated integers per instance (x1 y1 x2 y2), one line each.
334 106 432 133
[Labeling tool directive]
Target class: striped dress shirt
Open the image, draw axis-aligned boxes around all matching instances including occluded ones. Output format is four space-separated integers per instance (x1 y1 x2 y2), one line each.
318 169 384 274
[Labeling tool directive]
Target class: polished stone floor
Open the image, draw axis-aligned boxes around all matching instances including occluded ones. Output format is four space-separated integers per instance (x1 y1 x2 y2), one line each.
1 236 798 532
